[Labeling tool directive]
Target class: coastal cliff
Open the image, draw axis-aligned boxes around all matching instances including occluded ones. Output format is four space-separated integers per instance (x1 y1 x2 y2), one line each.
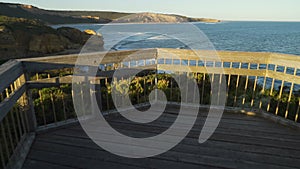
0 16 104 60
114 12 220 23
0 2 221 24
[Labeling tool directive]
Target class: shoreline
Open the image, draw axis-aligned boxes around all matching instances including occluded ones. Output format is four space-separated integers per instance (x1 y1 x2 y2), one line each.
50 20 300 28
50 21 222 27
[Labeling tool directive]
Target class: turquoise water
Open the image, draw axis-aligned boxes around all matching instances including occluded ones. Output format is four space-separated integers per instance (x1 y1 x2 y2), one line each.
53 21 300 55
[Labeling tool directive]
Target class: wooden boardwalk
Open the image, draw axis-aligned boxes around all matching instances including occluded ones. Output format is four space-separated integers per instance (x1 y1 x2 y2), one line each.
22 107 300 169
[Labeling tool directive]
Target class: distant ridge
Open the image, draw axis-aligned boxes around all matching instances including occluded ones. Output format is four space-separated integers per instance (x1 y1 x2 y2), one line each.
114 12 220 23
0 2 220 24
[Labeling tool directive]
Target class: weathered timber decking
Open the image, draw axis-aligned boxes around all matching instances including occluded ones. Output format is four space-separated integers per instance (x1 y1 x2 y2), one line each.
22 107 300 169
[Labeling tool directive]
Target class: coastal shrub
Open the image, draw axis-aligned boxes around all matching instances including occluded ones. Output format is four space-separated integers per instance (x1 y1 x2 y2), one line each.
29 71 300 124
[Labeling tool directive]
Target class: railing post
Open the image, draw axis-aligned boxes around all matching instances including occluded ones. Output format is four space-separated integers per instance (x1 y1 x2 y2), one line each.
24 71 37 132
24 87 37 132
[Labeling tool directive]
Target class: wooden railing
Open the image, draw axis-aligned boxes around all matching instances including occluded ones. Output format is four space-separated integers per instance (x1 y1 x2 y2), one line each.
0 60 34 169
0 48 300 168
156 49 300 122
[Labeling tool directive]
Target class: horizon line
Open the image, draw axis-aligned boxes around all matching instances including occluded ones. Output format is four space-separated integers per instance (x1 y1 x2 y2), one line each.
1 2 299 22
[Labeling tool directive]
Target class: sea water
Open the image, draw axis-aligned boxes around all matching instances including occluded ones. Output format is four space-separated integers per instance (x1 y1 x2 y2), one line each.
52 21 300 55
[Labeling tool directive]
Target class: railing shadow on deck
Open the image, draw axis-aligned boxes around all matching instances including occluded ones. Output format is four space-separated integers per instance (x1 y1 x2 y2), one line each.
0 48 300 169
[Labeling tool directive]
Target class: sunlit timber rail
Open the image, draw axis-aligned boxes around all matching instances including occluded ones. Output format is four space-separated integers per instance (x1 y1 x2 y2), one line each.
0 48 300 168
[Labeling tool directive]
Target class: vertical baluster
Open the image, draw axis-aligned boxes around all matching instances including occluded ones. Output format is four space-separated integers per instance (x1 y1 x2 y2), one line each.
233 63 241 107
17 78 21 88
226 62 232 106
226 74 231 106
0 123 10 160
71 88 75 117
13 81 17 91
90 79 96 116
275 80 285 115
9 85 13 96
38 90 46 126
20 74 26 86
39 90 47 125
80 82 86 116
285 82 294 118
210 73 215 103
24 73 37 132
185 72 189 103
0 141 5 169
23 93 31 132
18 102 28 134
5 85 18 147
9 110 19 143
250 76 258 107
259 76 267 109
178 72 181 102
193 73 197 104
50 92 57 123
233 75 240 107
285 68 296 119
295 99 300 122
155 69 158 102
144 78 146 103
267 78 275 112
217 73 223 106
61 94 67 121
36 73 39 80
136 77 140 104
242 64 250 108
5 88 9 99
2 88 17 148
201 73 205 104
277 67 287 115
105 78 110 110
4 116 14 154
14 106 23 140
2 88 14 151
242 75 249 108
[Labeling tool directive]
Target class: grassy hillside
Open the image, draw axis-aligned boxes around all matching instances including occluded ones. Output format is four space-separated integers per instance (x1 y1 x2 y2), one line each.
0 2 113 24
55 11 132 20
0 15 103 60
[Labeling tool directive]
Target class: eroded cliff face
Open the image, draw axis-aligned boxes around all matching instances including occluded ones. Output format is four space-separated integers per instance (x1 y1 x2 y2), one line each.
113 12 221 23
0 16 104 60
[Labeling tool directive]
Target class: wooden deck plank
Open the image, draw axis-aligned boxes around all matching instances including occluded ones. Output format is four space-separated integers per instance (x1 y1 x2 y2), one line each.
51 125 300 168
28 141 224 169
61 113 300 149
107 113 300 140
34 131 299 169
22 110 300 169
23 159 76 169
26 149 148 169
36 133 300 161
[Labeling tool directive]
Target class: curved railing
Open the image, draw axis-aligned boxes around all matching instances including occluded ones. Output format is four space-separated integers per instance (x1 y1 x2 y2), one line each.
0 48 300 168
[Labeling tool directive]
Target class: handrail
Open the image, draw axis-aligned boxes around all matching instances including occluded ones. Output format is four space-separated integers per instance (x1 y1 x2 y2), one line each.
1 48 300 169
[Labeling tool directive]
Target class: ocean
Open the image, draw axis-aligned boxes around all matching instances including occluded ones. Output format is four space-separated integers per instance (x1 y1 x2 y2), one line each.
52 21 300 90
52 21 300 56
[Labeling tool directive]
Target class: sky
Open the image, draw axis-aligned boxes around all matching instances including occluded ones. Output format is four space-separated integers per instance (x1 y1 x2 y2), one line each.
1 0 299 21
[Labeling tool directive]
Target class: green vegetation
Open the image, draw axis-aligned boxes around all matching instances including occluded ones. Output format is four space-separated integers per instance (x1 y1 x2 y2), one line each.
28 71 300 127
0 15 103 61
0 15 55 33
0 3 111 24
32 85 75 126
57 11 132 20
